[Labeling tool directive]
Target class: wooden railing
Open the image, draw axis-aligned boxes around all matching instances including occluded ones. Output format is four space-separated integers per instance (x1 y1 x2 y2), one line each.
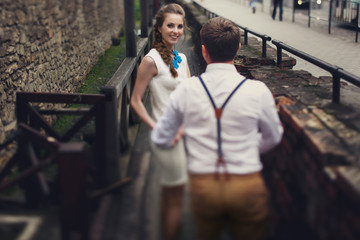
0 119 89 239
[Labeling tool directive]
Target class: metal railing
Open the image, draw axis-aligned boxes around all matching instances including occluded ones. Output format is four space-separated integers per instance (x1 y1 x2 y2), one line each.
329 0 359 42
272 39 360 102
192 1 272 57
290 0 359 42
239 26 272 58
192 0 360 103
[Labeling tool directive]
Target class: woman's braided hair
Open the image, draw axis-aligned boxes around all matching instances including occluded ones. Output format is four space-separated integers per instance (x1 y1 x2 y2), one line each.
153 3 186 78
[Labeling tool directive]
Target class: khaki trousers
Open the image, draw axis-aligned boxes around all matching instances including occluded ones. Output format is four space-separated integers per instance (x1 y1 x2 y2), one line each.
189 172 269 240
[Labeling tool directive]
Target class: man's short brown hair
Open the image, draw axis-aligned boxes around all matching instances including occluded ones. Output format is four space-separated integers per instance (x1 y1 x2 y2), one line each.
200 17 240 62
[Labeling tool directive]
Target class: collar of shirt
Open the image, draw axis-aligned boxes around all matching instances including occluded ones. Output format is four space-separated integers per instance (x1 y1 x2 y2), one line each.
205 63 237 73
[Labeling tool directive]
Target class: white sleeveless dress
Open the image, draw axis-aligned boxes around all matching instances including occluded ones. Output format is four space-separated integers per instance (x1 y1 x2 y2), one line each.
147 48 188 186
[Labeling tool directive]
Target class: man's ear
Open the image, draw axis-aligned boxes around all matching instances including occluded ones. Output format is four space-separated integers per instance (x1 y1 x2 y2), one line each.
237 43 241 52
201 45 211 64
201 45 207 58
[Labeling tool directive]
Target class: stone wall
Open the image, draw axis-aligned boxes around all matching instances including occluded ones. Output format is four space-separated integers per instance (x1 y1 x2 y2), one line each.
260 85 360 240
0 0 125 143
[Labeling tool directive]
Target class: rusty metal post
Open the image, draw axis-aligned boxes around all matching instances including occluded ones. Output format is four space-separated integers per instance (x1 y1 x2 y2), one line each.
244 28 248 45
292 0 295 22
16 92 28 124
100 86 121 185
58 143 88 240
119 86 130 151
308 0 311 28
277 46 282 67
355 2 359 42
149 0 154 27
140 0 149 37
16 93 41 207
154 0 159 15
14 141 44 207
328 0 333 34
332 72 341 103
272 40 283 67
125 0 136 57
94 100 107 187
261 37 268 58
129 66 141 126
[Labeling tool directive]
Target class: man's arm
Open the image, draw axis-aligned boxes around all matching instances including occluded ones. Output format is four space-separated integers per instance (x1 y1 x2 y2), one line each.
151 87 184 148
258 85 283 154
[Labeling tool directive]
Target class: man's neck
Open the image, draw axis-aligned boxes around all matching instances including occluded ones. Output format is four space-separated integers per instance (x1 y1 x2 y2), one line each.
208 60 234 65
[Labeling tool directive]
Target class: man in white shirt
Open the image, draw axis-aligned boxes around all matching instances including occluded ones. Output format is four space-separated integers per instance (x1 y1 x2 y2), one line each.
151 17 283 240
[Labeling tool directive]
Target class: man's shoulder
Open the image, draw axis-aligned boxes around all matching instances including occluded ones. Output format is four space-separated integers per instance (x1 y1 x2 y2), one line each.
173 76 201 96
181 75 200 85
244 79 268 89
241 79 273 98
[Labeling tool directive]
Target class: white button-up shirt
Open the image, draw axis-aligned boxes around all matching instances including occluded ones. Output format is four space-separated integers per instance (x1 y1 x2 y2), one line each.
151 63 283 175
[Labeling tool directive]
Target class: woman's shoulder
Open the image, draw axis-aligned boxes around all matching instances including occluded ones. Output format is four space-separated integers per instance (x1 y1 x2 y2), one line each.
146 48 161 58
145 48 166 72
178 51 186 57
178 52 187 61
141 55 157 70
147 48 168 63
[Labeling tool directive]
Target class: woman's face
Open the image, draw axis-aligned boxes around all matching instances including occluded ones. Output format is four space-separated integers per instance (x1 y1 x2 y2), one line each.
158 13 184 50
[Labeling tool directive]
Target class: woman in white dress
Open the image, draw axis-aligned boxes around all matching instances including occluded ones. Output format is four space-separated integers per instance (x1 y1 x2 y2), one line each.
130 3 190 240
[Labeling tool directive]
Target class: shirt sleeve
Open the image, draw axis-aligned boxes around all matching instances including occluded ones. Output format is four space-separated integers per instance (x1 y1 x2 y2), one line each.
258 84 283 154
151 83 185 148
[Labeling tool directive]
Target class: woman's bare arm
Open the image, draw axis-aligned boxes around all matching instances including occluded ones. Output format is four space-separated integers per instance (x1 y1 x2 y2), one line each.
130 56 158 129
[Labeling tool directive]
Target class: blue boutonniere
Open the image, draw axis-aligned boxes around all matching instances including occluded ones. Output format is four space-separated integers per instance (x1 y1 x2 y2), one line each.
172 50 182 69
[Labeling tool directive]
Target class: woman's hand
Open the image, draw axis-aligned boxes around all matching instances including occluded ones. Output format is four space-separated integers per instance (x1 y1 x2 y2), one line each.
171 125 184 146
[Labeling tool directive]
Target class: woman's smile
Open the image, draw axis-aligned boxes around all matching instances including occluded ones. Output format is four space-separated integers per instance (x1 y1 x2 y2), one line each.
159 13 184 49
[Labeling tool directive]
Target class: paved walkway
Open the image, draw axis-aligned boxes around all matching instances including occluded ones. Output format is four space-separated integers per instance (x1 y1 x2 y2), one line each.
193 0 360 78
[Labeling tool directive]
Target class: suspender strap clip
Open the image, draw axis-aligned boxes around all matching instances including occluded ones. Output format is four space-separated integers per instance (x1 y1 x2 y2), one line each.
215 156 230 180
215 108 222 119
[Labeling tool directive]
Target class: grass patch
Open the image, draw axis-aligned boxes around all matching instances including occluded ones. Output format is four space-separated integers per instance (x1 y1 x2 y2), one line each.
80 37 126 94
53 32 126 136
135 0 141 23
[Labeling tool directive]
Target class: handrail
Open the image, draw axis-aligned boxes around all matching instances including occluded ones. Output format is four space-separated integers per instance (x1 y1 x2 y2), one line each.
98 27 153 184
272 39 360 103
0 130 20 151
238 25 271 58
105 36 151 98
